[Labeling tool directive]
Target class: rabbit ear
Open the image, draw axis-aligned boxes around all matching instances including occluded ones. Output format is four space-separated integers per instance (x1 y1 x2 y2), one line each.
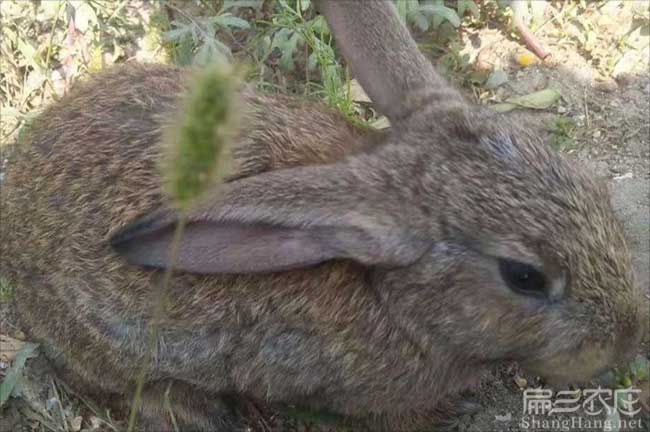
316 0 464 124
110 163 430 274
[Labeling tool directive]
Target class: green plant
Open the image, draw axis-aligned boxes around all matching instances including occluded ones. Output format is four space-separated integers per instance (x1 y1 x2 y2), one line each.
612 355 650 388
394 0 476 31
548 115 577 151
0 341 39 407
163 2 254 65
437 47 472 78
0 0 150 142
258 0 360 121
163 64 241 208
129 64 241 432
0 277 14 301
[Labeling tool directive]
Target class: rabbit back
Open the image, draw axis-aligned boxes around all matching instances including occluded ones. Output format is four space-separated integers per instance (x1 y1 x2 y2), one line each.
1 63 406 411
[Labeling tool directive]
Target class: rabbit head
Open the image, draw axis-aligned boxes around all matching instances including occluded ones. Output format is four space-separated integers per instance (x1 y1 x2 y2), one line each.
113 0 644 388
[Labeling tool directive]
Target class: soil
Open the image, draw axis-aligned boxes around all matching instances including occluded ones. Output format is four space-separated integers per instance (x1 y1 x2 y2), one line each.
1 2 648 432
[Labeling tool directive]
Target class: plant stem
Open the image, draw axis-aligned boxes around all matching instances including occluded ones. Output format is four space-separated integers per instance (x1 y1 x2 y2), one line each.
127 213 187 432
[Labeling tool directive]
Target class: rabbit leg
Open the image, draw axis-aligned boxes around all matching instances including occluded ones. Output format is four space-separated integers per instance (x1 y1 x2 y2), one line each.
133 381 241 432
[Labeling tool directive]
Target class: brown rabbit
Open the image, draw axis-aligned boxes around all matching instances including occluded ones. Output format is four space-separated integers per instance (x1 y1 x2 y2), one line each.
1 1 645 431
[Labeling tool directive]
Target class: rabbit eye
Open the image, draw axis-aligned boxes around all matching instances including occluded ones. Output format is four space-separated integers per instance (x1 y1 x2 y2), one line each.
498 258 547 298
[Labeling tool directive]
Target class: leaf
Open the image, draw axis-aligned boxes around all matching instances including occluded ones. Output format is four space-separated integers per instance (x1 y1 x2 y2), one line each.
308 15 330 35
174 35 195 66
530 0 548 26
40 0 64 19
298 0 311 13
194 39 232 66
212 39 234 62
194 43 212 66
492 88 562 112
272 29 302 71
0 107 24 119
270 27 288 50
419 4 461 28
163 26 192 42
307 52 318 71
212 14 250 29
467 70 487 85
458 0 480 18
485 69 509 89
0 342 38 407
222 0 263 10
73 2 98 33
410 12 430 31
14 36 45 73
628 355 650 381
348 79 371 103
371 116 391 130
396 0 420 22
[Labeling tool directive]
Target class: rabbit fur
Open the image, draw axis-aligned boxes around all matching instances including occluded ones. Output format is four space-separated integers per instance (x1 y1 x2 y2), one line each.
1 1 645 430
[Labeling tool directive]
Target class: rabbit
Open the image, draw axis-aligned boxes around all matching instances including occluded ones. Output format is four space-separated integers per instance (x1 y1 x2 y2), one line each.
1 0 645 431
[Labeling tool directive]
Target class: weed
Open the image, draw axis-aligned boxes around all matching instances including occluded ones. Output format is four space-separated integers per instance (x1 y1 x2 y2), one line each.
0 277 13 301
394 0 469 31
548 115 577 151
607 355 650 391
163 64 241 208
163 1 253 65
128 62 242 432
255 0 362 121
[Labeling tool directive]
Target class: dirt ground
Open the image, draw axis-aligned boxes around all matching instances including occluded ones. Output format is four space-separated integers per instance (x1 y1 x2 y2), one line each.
1 2 648 432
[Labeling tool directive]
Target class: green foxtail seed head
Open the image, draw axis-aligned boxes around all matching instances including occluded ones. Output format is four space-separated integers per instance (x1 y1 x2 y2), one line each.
163 63 243 209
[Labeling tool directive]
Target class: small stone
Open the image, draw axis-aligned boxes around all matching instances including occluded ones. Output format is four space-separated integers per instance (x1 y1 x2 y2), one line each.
514 376 528 389
594 78 618 93
89 416 101 430
46 397 58 411
615 73 635 87
70 416 83 431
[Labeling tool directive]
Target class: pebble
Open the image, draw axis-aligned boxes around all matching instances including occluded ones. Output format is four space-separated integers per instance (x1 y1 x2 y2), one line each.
70 416 83 431
514 376 528 389
593 78 618 93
